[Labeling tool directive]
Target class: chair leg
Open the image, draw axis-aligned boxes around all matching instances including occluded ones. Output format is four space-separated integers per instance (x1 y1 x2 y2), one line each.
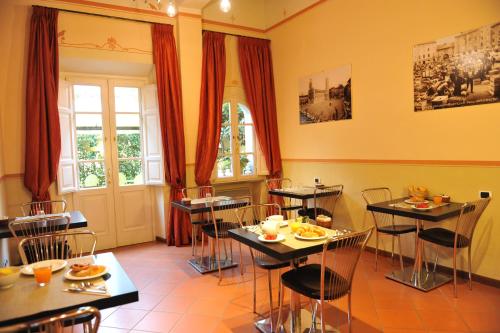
375 231 379 271
200 232 205 266
276 281 285 332
267 270 274 332
215 237 223 284
239 243 244 276
348 291 352 333
397 235 404 271
433 244 439 272
468 246 472 290
320 298 326 333
191 224 196 256
250 249 257 314
453 246 458 298
391 235 395 264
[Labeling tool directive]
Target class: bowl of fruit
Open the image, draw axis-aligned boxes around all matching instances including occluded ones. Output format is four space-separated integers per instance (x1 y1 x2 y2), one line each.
0 266 20 289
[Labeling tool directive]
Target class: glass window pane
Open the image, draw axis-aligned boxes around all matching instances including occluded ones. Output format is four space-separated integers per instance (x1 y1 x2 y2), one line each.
222 102 230 124
116 114 141 158
238 125 254 153
74 85 102 113
218 125 232 155
114 87 140 113
76 114 104 160
78 162 106 188
238 103 252 124
118 160 143 186
240 154 255 176
217 156 233 178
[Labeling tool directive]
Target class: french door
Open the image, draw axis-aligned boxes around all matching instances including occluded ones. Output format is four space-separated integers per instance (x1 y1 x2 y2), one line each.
61 76 155 249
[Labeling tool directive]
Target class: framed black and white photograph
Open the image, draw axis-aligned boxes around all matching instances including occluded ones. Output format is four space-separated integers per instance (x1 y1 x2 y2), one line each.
413 22 500 112
299 64 352 124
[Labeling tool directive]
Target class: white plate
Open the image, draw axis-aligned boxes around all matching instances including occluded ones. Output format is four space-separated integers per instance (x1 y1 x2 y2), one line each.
411 205 433 211
404 199 429 205
258 234 285 243
280 221 289 227
21 259 67 275
294 233 328 241
64 266 108 281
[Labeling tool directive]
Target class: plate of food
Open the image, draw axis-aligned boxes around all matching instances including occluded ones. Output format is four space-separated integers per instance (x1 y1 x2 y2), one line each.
64 263 108 280
294 224 328 241
404 198 429 205
412 203 433 211
258 234 285 243
21 259 67 275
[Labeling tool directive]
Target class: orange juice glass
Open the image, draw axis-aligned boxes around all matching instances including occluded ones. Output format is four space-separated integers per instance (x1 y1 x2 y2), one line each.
433 196 443 205
33 265 52 286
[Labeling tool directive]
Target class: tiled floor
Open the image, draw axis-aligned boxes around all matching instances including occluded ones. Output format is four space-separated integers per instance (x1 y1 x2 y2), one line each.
99 241 500 333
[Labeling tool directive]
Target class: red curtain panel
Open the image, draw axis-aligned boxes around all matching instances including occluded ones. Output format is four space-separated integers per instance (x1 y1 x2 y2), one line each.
151 24 190 246
195 31 226 187
24 6 61 204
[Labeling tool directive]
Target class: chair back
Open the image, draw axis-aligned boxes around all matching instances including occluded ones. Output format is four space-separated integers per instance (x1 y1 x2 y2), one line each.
182 185 215 199
266 178 297 211
208 196 252 239
320 227 373 302
9 215 71 242
361 187 396 229
313 184 344 218
18 230 97 265
455 197 491 247
235 203 281 227
21 200 67 216
0 306 100 333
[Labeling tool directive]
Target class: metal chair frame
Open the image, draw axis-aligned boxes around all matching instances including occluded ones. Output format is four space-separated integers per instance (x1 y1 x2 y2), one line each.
276 228 373 333
266 178 301 218
18 230 97 265
20 200 67 216
9 215 71 244
312 184 344 219
420 197 491 297
0 306 100 333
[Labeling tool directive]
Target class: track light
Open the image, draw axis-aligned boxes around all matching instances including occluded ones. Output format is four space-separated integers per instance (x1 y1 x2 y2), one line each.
166 0 176 17
219 0 231 13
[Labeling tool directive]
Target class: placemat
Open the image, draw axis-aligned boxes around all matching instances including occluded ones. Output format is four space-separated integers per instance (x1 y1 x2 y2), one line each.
389 201 450 210
190 196 231 204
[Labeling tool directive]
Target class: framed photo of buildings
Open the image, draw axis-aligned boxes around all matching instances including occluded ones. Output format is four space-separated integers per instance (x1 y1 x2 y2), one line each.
299 64 352 124
413 22 500 112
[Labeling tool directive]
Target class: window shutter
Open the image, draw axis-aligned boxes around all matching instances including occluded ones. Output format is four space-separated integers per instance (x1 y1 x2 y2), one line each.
141 84 165 185
57 80 78 193
256 138 269 176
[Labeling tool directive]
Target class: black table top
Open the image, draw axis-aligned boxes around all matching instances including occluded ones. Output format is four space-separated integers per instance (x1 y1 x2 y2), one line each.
0 211 88 239
366 198 464 222
171 198 250 214
0 252 138 327
268 188 340 200
229 228 330 262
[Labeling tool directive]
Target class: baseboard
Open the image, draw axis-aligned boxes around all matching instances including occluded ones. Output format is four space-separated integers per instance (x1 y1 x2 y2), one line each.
364 246 500 289
155 236 167 243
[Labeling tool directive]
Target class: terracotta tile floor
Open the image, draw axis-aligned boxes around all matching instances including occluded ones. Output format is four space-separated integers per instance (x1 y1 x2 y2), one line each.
99 241 500 333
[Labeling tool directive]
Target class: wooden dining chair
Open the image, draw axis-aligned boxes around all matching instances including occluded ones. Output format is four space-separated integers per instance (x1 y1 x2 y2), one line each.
182 185 215 257
418 197 491 297
361 187 417 271
18 230 97 265
298 184 344 220
203 196 252 283
20 200 67 216
266 178 302 217
0 306 101 333
276 228 373 333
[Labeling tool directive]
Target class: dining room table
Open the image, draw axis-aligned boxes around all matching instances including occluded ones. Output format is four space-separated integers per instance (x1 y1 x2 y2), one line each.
366 197 464 292
268 186 341 210
229 221 351 333
0 252 138 327
171 197 250 274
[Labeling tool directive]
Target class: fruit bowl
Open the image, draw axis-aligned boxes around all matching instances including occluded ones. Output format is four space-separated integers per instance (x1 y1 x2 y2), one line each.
0 267 20 289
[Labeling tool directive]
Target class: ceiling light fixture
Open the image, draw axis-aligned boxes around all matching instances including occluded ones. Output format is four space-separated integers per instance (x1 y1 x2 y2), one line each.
219 0 231 13
166 0 177 17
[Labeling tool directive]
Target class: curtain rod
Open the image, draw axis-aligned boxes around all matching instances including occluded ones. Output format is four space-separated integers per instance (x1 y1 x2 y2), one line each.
39 6 163 25
202 29 270 40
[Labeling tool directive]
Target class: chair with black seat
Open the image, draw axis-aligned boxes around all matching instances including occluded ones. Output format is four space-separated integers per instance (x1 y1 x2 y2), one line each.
266 178 302 218
362 187 417 271
182 185 215 256
0 306 101 333
236 203 306 331
276 227 373 333
202 196 252 283
20 200 67 216
298 184 344 220
18 230 97 265
418 197 490 297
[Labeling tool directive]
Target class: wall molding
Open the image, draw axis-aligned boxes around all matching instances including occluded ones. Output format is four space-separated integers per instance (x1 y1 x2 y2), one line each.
264 0 327 32
282 158 500 167
0 173 23 181
54 0 169 18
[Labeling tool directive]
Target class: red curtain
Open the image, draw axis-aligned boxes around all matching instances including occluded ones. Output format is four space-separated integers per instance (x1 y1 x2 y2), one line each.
24 6 61 203
151 24 190 246
195 31 226 187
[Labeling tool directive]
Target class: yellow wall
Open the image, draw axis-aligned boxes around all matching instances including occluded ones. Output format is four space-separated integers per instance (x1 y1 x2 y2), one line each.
268 0 500 279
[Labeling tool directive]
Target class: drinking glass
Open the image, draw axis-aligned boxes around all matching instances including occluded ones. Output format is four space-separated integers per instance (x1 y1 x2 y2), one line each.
33 265 52 287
